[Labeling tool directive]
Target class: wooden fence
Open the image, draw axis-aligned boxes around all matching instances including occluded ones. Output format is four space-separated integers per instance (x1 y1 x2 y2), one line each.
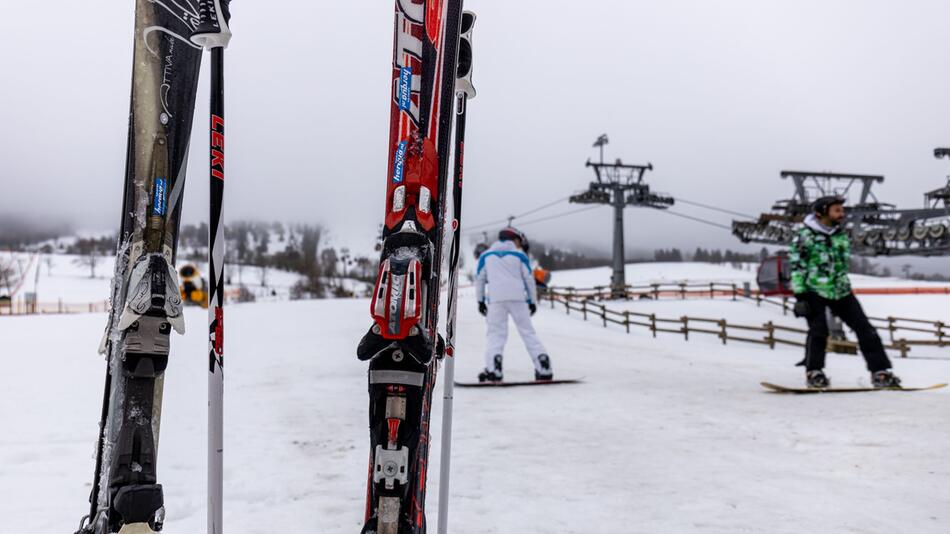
552 282 743 301
744 294 948 352
551 281 950 301
545 288 949 359
0 299 110 316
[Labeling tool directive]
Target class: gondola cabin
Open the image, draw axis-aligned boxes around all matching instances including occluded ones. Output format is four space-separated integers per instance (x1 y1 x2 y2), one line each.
756 253 792 296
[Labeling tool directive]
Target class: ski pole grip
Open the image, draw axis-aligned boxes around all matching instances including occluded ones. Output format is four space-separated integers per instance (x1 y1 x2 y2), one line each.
191 0 233 49
456 11 476 99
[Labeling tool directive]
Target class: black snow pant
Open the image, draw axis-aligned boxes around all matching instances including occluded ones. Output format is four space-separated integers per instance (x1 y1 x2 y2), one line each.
801 292 892 373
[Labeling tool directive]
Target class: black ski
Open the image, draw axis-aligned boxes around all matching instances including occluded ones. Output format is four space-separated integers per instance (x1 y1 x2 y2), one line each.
455 378 584 388
76 2 203 533
761 382 947 394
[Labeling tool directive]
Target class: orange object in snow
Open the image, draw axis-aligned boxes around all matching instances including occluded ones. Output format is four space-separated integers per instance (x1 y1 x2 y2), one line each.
534 266 551 287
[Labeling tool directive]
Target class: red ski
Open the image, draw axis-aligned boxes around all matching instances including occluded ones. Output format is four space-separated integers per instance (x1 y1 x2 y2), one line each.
356 1 465 533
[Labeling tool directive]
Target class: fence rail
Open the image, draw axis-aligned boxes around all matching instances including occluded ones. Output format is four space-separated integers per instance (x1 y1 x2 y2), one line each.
552 282 743 301
545 288 949 359
0 299 110 316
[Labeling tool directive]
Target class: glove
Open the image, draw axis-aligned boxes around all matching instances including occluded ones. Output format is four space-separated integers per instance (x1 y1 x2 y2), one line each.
529 303 537 316
792 294 810 318
478 301 487 316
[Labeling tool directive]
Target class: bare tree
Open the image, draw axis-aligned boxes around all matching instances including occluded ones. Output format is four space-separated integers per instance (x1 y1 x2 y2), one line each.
74 252 100 278
0 263 13 295
321 248 339 278
341 247 351 279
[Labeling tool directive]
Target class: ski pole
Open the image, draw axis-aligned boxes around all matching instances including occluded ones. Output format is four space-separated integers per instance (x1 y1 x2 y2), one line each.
191 2 232 533
438 11 476 534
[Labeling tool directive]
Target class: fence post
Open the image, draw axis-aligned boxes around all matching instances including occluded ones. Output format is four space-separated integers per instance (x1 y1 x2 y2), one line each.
680 284 686 300
601 304 607 328
732 283 737 301
765 321 775 349
650 314 657 338
719 319 727 345
624 311 630 333
781 296 788 316
652 284 659 300
898 339 909 358
582 299 587 321
937 321 945 346
709 282 715 299
682 316 689 340
887 317 896 344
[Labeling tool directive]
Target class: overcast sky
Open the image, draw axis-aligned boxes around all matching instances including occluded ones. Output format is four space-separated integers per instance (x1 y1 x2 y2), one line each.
3 0 950 257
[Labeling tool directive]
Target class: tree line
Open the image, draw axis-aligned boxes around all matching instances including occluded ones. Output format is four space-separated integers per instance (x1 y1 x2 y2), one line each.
20 221 382 297
654 247 771 267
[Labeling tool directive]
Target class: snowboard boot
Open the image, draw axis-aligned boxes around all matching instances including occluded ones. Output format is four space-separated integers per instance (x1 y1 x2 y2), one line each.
534 354 553 381
478 369 502 382
479 355 503 383
871 370 902 388
806 370 830 389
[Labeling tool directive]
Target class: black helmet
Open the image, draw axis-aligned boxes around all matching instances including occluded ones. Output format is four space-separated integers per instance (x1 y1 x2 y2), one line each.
499 226 529 252
812 196 845 216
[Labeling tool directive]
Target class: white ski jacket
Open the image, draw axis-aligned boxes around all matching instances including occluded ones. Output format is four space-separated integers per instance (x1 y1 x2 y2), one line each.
475 240 538 304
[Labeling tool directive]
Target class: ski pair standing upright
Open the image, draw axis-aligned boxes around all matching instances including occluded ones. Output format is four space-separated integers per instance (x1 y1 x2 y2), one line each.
357 1 477 532
76 2 231 533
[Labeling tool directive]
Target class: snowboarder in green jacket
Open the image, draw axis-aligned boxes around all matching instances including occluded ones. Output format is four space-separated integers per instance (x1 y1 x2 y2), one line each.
789 196 901 389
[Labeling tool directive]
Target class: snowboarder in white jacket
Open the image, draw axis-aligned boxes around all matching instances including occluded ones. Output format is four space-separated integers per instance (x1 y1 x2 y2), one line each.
475 227 553 382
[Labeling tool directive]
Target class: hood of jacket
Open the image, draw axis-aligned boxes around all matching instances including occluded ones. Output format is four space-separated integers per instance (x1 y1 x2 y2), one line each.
803 213 841 236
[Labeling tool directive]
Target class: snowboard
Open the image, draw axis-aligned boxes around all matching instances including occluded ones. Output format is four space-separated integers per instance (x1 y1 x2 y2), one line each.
761 382 947 394
455 378 584 388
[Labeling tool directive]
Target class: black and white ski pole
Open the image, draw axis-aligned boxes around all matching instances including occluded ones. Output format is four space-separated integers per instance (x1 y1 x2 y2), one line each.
438 11 476 534
191 2 232 533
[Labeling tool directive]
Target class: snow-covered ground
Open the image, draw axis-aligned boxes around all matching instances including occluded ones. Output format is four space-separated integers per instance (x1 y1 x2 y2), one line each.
551 262 762 288
1 264 948 533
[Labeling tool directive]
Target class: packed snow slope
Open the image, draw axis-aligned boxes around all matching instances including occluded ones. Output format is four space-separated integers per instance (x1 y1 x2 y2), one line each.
1 265 949 532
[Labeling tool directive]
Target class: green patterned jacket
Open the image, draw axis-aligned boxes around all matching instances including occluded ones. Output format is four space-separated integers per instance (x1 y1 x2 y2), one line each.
788 215 852 300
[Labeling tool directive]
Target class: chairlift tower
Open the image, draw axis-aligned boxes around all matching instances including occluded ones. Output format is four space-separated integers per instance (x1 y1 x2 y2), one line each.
570 136 673 296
